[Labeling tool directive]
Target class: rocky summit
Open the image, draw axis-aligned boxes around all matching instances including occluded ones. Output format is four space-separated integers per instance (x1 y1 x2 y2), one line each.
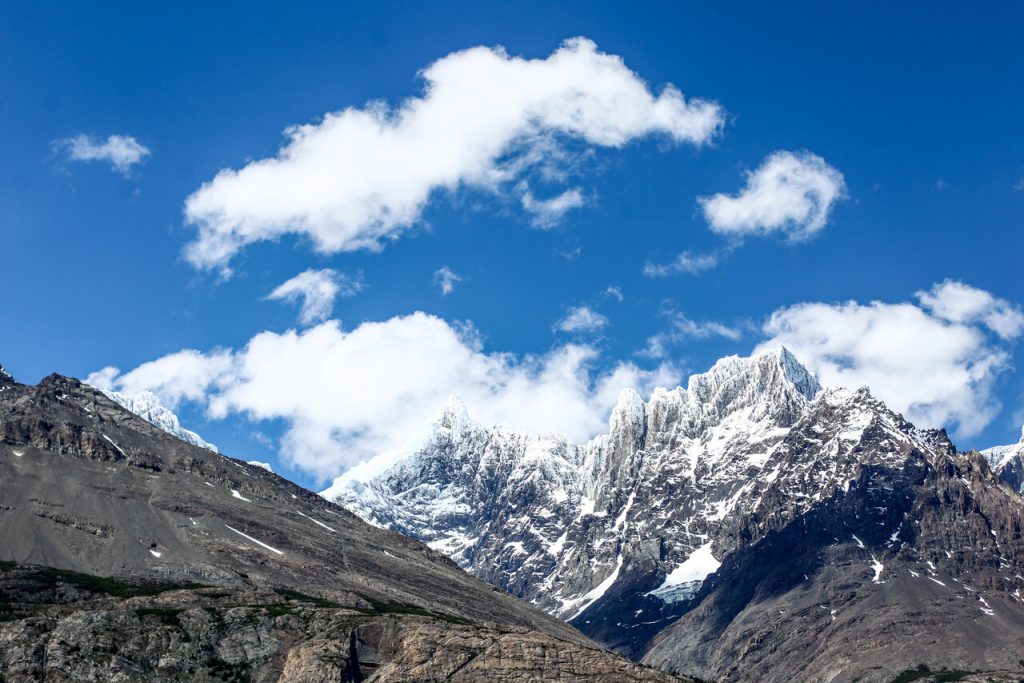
327 348 1024 682
0 368 682 682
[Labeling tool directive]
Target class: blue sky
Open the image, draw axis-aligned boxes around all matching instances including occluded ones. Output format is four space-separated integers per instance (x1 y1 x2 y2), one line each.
3 2 1022 489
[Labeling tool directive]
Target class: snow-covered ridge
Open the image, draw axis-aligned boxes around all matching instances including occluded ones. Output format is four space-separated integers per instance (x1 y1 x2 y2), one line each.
102 390 219 452
983 425 1024 493
324 346 840 619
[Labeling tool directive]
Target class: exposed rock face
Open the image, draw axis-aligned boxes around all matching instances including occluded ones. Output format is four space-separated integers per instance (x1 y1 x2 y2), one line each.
326 349 1024 681
983 426 1024 493
0 368 679 681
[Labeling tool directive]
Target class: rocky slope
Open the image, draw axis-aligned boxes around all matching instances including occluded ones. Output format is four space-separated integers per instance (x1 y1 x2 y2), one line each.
326 349 1024 682
0 364 681 682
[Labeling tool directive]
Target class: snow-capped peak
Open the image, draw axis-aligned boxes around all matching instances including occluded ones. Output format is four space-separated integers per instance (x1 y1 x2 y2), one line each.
0 364 13 384
101 389 218 452
982 424 1024 493
437 394 473 438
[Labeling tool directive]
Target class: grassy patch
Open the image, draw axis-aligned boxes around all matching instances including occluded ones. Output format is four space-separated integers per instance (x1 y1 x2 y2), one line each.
889 665 973 683
135 607 185 627
9 564 205 598
207 657 250 682
354 593 473 625
272 588 340 608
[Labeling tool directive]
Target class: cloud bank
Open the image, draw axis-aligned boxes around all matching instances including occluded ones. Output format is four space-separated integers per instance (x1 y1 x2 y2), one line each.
183 37 724 273
757 281 1024 437
89 313 677 478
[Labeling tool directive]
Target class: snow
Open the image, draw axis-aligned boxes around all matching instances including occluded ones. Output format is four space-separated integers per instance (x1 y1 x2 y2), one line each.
224 524 284 555
247 460 273 472
564 552 624 620
102 434 126 456
978 595 995 616
101 389 218 452
204 482 214 487
231 489 252 502
852 534 865 549
927 576 946 587
12 449 24 457
870 555 884 583
149 549 162 558
547 531 568 556
647 541 721 604
296 511 336 532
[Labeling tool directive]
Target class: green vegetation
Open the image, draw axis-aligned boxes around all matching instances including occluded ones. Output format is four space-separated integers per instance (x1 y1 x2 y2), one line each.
135 607 185 627
7 564 205 598
207 657 250 682
889 664 973 683
272 587 340 607
354 592 473 625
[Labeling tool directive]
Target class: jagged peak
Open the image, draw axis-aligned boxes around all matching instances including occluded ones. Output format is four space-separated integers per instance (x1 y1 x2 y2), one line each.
687 346 820 401
0 364 13 384
436 394 473 437
609 387 645 431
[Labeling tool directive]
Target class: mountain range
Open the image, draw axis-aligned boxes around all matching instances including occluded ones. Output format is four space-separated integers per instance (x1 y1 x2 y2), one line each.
325 348 1024 682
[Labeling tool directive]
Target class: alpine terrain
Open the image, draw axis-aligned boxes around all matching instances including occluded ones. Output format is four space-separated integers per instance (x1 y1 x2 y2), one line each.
0 364 683 682
326 348 1024 682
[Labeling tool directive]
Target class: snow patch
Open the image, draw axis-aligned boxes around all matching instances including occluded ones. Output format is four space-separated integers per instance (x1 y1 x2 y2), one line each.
647 542 720 604
224 524 284 555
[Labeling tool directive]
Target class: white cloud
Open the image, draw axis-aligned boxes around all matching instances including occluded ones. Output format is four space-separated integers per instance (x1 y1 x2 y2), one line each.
53 134 150 175
433 266 462 295
182 37 724 273
700 150 845 240
93 313 677 478
87 349 234 409
267 268 363 325
604 286 624 302
756 282 1024 437
642 313 743 358
521 187 586 227
644 249 724 277
916 280 1024 341
555 306 609 334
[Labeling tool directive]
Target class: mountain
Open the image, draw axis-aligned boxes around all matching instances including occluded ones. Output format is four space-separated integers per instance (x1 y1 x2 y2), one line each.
102 388 219 452
0 366 681 682
983 426 1024 493
325 348 1024 682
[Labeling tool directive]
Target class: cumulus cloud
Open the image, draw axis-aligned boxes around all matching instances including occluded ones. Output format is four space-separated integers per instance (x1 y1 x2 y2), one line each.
700 150 845 241
555 306 609 334
182 37 724 273
433 266 462 295
644 248 726 277
916 279 1024 341
86 349 234 409
641 312 743 358
53 134 150 175
92 314 677 478
267 269 363 325
756 281 1024 437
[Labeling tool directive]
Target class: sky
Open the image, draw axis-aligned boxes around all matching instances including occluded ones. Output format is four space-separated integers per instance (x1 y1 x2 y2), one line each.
2 1 1022 489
